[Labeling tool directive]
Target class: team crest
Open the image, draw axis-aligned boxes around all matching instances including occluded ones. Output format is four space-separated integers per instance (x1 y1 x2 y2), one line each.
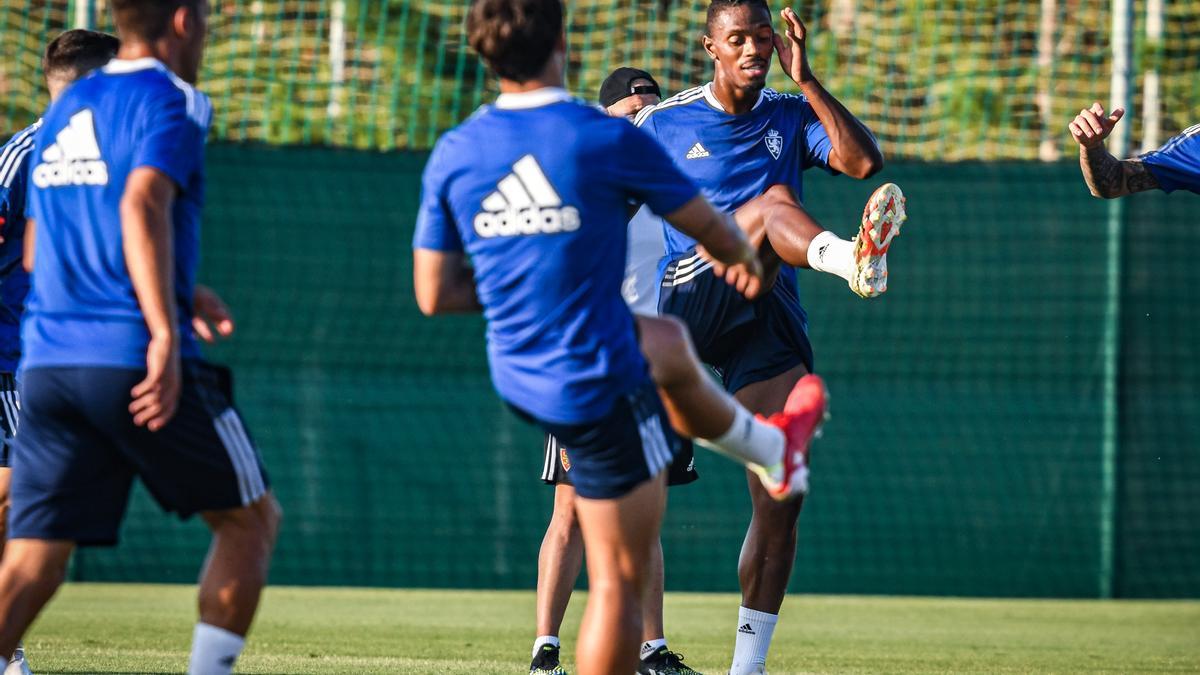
764 128 783 160
560 448 572 472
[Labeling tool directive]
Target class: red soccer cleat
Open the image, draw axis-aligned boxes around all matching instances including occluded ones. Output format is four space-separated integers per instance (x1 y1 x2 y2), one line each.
752 374 830 501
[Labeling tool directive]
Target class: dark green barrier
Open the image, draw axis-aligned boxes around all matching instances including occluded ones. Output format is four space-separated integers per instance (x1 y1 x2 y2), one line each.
72 147 1198 598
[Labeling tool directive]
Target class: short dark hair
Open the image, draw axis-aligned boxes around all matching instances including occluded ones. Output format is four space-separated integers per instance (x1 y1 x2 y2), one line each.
42 29 120 83
111 0 200 42
467 0 563 83
706 0 771 32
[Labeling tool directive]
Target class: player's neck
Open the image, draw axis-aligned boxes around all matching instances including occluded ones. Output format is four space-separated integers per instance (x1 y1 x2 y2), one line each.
710 76 762 115
498 78 564 95
115 42 181 77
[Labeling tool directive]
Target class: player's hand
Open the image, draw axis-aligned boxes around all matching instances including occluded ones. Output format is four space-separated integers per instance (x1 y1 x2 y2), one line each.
130 332 181 432
1069 102 1124 149
700 243 765 300
192 284 235 343
773 7 814 85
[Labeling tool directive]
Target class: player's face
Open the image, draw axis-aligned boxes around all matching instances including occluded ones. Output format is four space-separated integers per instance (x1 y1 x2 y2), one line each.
178 0 210 84
605 78 661 120
704 5 775 92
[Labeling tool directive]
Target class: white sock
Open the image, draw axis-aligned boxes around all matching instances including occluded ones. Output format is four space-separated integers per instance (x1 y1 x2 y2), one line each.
696 404 784 469
188 623 244 675
640 638 667 659
532 635 560 658
730 606 778 674
807 230 856 282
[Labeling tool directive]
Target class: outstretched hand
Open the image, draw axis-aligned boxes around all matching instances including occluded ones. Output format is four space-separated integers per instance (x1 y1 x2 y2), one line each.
773 7 814 85
1069 102 1124 149
192 284 235 343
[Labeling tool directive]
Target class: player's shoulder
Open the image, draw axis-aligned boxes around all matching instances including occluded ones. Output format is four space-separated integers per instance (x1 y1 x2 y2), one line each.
634 85 707 128
0 119 42 190
759 87 812 110
94 59 213 130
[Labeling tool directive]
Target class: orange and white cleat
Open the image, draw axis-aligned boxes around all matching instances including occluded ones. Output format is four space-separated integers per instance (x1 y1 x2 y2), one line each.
751 374 830 501
850 183 907 298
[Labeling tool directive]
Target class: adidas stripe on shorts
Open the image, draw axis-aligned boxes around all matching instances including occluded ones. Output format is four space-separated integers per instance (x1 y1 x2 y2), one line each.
0 372 19 468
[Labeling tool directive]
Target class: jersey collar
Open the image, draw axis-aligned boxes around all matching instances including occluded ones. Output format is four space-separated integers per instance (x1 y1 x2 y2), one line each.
102 57 164 74
702 82 764 113
494 87 573 110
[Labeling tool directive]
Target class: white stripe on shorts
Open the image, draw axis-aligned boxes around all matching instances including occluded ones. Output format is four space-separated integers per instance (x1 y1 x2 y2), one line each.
631 395 671 478
542 435 557 482
213 408 266 505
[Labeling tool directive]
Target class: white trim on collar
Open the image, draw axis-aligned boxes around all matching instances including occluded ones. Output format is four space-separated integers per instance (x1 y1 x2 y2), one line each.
702 82 764 113
494 87 573 110
102 57 163 74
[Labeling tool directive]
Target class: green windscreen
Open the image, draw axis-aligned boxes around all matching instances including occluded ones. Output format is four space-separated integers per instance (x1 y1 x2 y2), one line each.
0 1 1196 598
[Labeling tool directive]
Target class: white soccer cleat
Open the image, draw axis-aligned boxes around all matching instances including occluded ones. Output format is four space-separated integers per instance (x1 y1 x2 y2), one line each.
5 646 32 675
850 183 907 298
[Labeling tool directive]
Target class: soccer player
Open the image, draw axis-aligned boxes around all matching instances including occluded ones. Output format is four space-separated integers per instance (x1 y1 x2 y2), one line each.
0 2 281 674
632 2 903 672
529 67 703 675
415 1 826 672
1069 102 1200 196
0 27 119 675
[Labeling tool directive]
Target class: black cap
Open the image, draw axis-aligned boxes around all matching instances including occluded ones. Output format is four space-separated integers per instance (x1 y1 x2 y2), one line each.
598 67 661 108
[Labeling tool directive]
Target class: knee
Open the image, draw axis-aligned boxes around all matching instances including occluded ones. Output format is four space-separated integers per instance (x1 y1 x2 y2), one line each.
209 493 282 552
638 316 697 386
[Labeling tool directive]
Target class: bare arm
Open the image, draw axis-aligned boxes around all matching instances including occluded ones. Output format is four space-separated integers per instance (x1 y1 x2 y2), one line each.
774 7 883 179
413 248 482 315
121 167 181 431
22 218 34 272
1070 102 1161 198
664 195 764 298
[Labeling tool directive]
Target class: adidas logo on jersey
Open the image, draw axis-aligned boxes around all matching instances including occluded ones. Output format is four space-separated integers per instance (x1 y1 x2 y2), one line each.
685 142 710 159
32 109 109 188
473 155 580 238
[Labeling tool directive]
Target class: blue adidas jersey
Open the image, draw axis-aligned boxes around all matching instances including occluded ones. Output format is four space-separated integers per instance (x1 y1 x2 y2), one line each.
24 58 211 369
635 83 837 287
0 121 40 372
414 88 699 424
1140 124 1200 194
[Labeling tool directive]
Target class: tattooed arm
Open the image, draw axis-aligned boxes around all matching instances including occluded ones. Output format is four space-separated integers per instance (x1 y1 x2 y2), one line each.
1078 146 1161 199
1069 102 1162 198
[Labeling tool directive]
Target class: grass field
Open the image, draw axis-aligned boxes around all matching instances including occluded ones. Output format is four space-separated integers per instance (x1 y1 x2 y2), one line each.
19 583 1200 674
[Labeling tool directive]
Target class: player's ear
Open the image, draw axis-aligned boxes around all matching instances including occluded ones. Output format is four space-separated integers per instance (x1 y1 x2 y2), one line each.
702 34 716 60
172 4 192 40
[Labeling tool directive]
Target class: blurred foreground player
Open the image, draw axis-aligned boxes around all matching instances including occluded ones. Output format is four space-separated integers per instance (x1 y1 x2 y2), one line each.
414 1 828 672
529 68 703 675
0 2 280 674
0 28 119 675
1070 102 1199 196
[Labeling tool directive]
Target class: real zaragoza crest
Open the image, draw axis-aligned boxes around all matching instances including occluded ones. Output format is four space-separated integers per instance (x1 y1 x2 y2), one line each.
765 128 783 160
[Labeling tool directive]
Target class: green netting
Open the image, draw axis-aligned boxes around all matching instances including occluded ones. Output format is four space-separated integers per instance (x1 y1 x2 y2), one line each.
2 1 1198 155
0 2 1198 598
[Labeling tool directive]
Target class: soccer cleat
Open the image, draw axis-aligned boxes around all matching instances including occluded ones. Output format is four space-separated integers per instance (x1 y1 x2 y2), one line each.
850 182 907 298
4 646 31 675
529 643 567 675
639 646 702 674
751 374 829 500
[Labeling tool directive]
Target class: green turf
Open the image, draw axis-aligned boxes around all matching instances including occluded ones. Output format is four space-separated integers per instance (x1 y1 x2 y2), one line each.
22 583 1200 674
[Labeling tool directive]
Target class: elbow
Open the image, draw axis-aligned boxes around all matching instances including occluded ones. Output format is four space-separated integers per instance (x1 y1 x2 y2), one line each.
415 290 442 316
848 150 885 180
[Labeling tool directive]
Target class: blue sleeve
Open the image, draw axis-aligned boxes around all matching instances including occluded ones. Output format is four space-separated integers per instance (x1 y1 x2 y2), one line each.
1 150 29 231
1139 126 1200 194
413 140 465 252
795 95 838 175
615 121 700 217
132 90 207 189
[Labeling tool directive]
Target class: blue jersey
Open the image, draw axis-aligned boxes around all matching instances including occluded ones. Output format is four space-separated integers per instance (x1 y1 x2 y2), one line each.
413 88 699 424
635 83 837 287
1140 124 1200 194
0 121 40 372
24 58 211 369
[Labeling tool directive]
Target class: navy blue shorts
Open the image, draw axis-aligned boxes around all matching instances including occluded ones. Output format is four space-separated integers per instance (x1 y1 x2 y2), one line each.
659 248 814 394
512 379 682 500
541 432 698 487
10 362 269 546
0 373 19 468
